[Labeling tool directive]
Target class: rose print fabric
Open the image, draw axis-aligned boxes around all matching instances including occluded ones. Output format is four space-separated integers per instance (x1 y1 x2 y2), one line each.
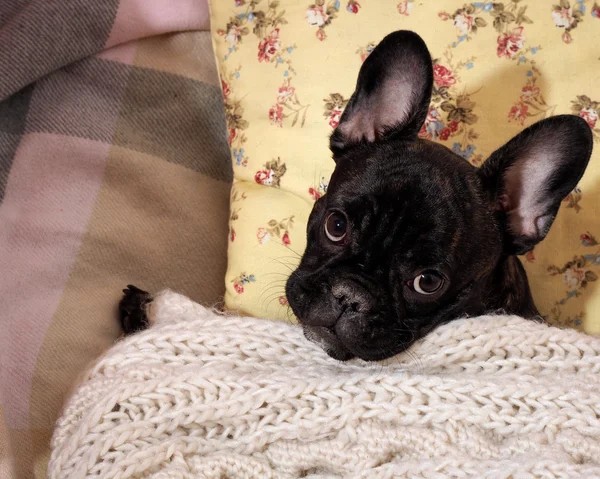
209 0 600 333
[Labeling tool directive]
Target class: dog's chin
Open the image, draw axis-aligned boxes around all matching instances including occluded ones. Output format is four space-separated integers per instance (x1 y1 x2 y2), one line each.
302 316 411 362
302 325 356 361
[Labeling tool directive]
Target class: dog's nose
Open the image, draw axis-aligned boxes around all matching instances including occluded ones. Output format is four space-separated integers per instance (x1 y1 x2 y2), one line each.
331 281 375 315
292 278 378 329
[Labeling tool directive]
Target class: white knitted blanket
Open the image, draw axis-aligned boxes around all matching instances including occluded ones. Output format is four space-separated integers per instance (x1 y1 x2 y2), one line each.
49 290 600 479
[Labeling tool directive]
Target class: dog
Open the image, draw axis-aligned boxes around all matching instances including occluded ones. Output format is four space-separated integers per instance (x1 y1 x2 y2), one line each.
283 30 593 361
120 30 592 363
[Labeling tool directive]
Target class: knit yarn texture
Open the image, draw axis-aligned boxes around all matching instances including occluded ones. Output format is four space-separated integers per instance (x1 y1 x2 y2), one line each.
49 291 600 478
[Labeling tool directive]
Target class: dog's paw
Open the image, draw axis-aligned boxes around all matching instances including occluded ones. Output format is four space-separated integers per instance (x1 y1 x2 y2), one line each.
119 285 152 335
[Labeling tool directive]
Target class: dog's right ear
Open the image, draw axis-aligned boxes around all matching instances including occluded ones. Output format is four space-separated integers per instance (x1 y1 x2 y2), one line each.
330 30 433 159
478 115 593 255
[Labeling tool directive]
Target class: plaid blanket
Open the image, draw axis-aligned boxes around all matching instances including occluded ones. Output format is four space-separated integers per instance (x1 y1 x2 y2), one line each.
0 1 231 477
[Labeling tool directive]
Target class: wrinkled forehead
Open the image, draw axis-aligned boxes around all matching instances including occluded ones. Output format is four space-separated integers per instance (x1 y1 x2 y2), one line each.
324 140 499 274
328 139 478 200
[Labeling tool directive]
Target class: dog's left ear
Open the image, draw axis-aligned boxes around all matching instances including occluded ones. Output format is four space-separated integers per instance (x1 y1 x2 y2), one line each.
478 115 593 255
330 30 433 157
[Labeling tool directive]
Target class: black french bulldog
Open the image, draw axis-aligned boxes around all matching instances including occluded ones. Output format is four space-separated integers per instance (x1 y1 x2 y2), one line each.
283 30 593 361
120 30 593 363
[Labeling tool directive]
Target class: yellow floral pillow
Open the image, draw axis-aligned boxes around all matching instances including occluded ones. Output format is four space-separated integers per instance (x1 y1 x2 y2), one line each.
209 0 600 333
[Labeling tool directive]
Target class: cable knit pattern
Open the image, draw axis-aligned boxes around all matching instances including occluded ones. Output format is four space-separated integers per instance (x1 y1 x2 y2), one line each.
49 290 600 478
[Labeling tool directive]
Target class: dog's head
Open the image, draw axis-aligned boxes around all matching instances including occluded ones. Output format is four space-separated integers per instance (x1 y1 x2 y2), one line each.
285 30 593 361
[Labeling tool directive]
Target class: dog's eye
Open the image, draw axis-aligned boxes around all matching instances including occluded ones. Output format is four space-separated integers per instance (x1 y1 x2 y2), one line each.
324 211 348 243
412 271 444 295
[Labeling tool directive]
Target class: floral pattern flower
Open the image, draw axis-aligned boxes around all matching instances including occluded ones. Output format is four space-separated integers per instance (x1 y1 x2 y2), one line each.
439 4 488 38
255 158 287 187
221 79 231 100
420 107 462 141
329 107 343 128
228 128 237 146
507 79 556 125
258 28 281 62
433 64 457 87
580 107 599 128
397 1 413 16
259 216 295 247
277 85 296 102
571 95 600 141
497 26 524 58
309 177 329 200
272 80 310 127
225 25 244 48
564 265 586 288
552 6 576 28
278 296 289 306
454 12 474 33
307 5 329 26
562 31 574 43
551 1 585 43
581 232 598 247
306 1 340 41
420 108 444 139
547 251 599 329
508 102 529 124
255 170 274 185
323 93 349 128
257 227 272 245
308 187 321 200
563 186 583 212
347 1 360 14
231 272 256 294
269 103 284 127
356 42 376 62
519 84 540 102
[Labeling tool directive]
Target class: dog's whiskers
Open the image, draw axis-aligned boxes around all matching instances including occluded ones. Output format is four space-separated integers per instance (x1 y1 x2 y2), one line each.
258 281 287 301
268 257 300 274
273 240 304 259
